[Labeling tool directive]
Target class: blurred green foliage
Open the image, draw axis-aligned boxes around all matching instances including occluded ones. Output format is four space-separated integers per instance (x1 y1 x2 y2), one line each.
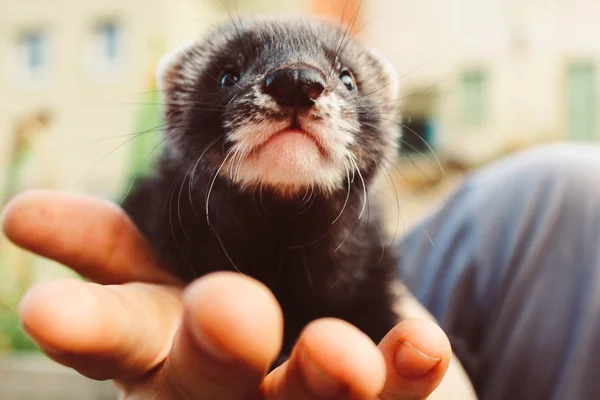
0 250 38 352
0 82 163 354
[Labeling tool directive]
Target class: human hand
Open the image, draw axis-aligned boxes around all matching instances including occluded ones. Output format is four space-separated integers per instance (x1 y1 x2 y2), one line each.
2 190 464 399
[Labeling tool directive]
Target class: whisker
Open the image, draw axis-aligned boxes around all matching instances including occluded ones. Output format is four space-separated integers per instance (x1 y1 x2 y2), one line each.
226 93 240 107
328 0 351 76
292 185 317 217
189 135 225 215
331 157 352 225
204 147 243 273
167 178 197 279
208 223 242 273
252 186 269 224
206 149 233 225
350 155 367 220
220 0 251 60
299 249 317 297
360 122 434 182
227 181 244 229
299 185 312 204
378 158 404 249
73 120 187 190
229 145 242 180
118 131 178 206
259 181 271 217
398 122 447 178
334 211 363 252
336 0 364 61
78 119 187 145
177 163 196 243
74 100 227 109
234 141 248 182
355 52 443 100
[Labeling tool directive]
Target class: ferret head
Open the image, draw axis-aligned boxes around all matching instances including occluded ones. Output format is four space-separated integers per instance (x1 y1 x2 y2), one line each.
158 16 400 197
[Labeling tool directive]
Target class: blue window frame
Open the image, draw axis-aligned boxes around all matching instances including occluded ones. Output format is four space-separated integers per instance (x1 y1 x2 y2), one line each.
20 30 46 73
96 20 120 63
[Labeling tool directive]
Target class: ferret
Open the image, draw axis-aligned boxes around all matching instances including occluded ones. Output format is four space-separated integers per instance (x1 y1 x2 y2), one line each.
122 16 402 369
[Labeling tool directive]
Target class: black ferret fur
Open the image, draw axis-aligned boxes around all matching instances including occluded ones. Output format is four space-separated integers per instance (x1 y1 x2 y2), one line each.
122 16 402 368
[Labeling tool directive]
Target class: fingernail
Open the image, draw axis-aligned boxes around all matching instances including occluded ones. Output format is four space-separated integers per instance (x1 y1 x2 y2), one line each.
302 349 346 398
395 340 441 380
188 318 233 363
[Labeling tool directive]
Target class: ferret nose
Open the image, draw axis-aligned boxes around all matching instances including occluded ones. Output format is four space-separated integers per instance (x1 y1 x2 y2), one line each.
264 67 326 107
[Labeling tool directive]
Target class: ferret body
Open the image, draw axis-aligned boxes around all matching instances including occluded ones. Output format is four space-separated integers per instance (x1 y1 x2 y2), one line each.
122 16 402 368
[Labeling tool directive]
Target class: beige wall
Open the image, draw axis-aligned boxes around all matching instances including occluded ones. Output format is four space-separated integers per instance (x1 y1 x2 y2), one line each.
0 0 308 200
1 0 175 197
2 0 600 184
363 0 600 163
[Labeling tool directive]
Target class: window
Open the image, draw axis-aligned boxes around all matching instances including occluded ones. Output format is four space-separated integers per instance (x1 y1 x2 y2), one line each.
566 63 597 141
18 29 48 78
91 19 123 73
97 21 119 62
461 69 488 126
397 89 438 154
401 117 435 154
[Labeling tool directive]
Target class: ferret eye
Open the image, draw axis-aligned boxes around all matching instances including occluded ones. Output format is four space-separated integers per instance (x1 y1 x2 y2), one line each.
220 69 240 88
339 69 356 92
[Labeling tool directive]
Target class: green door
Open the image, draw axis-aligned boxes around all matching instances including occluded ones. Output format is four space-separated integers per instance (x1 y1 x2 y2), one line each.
566 63 597 141
461 69 488 127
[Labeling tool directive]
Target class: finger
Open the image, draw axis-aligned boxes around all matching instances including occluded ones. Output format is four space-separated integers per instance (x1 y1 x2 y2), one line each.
262 318 386 400
377 319 451 400
161 271 283 400
18 278 182 381
2 190 178 285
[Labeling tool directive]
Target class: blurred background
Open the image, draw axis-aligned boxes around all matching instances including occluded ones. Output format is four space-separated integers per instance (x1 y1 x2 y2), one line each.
0 0 598 398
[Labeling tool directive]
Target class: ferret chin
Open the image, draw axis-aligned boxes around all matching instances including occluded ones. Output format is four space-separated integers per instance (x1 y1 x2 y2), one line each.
122 16 403 370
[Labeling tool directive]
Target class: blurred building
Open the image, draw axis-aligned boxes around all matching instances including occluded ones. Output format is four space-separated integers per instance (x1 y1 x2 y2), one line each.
364 0 600 164
2 0 600 191
0 0 308 199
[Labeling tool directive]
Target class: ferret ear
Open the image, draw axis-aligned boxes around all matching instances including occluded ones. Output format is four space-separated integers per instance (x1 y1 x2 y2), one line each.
366 47 399 102
156 41 198 121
